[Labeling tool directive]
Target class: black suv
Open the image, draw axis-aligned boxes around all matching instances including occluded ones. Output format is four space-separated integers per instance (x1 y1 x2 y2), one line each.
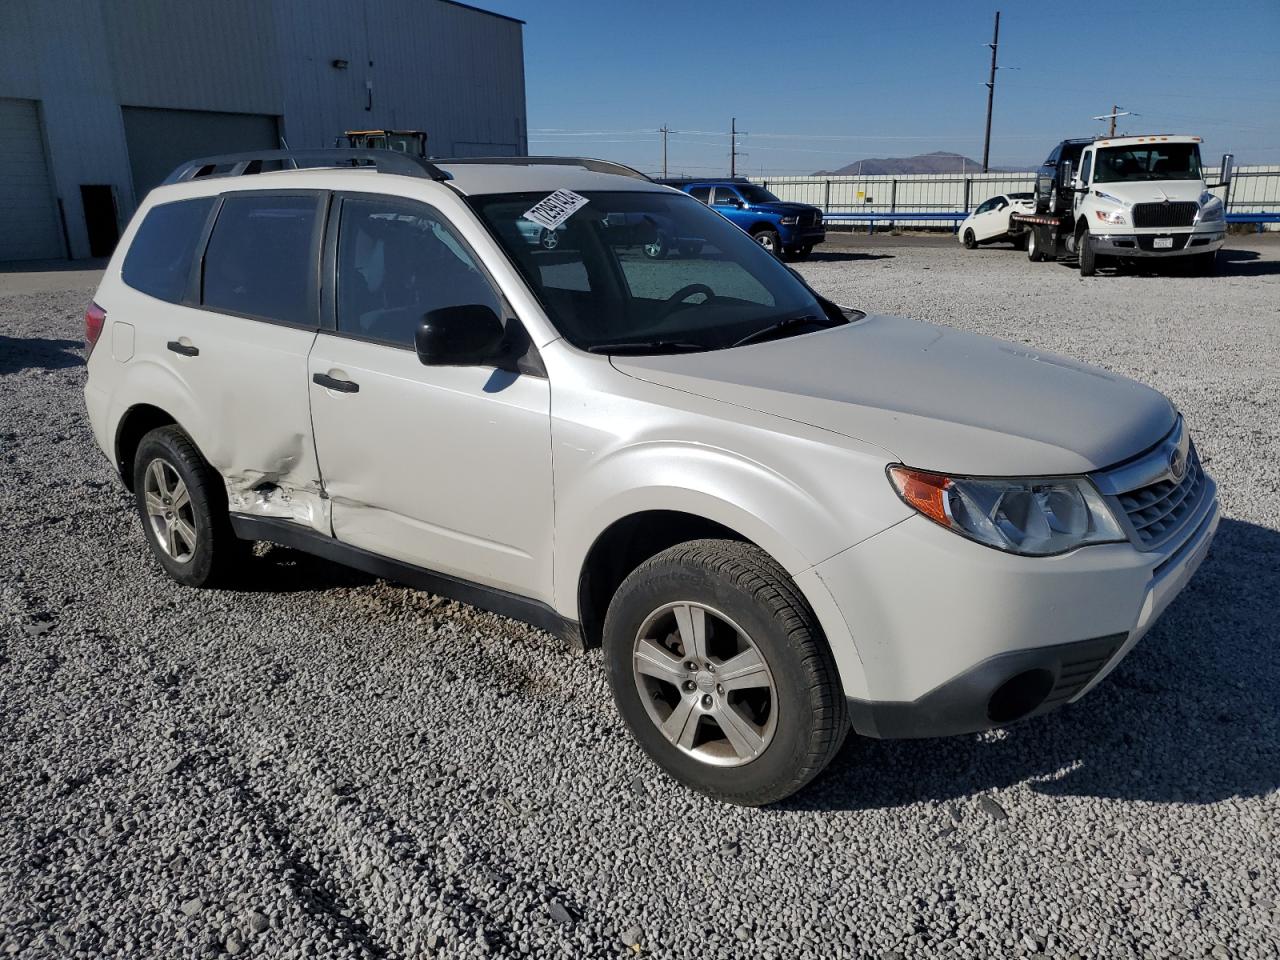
1035 138 1095 214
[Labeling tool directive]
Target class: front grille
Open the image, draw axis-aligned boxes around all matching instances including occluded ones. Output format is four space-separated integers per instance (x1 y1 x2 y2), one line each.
1039 634 1126 708
799 211 819 227
1116 444 1206 547
1136 234 1189 252
1132 201 1197 228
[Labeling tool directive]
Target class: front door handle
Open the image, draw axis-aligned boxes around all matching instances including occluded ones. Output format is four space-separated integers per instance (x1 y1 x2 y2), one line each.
167 340 199 357
313 372 360 393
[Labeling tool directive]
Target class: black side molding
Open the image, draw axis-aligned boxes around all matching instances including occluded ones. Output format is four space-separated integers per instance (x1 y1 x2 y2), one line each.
229 514 584 650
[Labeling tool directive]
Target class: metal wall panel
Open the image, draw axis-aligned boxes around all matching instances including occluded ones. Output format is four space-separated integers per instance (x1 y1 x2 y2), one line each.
0 98 63 261
122 107 280 202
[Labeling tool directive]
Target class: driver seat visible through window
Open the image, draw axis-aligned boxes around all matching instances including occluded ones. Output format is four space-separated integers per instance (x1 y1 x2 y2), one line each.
336 197 501 348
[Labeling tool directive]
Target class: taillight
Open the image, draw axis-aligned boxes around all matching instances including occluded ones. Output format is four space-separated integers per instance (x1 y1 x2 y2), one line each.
85 301 107 357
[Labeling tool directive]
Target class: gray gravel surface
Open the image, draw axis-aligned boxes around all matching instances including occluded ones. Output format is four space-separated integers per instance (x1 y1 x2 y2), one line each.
3 237 1279 959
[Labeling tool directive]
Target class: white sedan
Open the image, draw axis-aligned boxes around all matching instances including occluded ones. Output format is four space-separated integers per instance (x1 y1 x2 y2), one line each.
959 192 1035 249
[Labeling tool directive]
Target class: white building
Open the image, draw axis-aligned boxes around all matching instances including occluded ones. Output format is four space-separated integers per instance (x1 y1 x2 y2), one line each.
0 0 527 261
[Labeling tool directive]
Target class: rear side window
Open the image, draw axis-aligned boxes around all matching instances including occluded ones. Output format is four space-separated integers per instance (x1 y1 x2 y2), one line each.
202 194 320 326
121 197 215 303
688 187 712 203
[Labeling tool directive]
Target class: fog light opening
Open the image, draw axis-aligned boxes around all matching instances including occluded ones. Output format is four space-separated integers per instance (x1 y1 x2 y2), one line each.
987 669 1055 724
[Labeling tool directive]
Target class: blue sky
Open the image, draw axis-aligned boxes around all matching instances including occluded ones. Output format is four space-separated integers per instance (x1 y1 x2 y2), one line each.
477 0 1280 175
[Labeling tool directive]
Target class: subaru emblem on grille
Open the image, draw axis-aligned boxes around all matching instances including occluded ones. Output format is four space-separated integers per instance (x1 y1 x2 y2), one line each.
1169 446 1186 481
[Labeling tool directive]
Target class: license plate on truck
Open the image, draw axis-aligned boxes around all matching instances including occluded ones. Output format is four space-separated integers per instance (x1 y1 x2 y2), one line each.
1154 237 1173 249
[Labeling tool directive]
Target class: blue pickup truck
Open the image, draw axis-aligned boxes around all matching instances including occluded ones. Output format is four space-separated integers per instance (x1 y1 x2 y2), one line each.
661 178 825 260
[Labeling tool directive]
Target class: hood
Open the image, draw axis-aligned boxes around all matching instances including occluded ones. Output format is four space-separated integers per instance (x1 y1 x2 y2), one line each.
1091 179 1205 205
613 315 1175 476
755 201 820 215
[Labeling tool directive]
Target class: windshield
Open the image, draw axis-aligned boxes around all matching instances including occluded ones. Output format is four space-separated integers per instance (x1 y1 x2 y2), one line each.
469 190 834 353
736 184 781 204
1094 144 1203 183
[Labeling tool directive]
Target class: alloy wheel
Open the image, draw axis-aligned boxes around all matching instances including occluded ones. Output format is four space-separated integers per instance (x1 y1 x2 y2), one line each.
632 602 778 767
143 457 197 563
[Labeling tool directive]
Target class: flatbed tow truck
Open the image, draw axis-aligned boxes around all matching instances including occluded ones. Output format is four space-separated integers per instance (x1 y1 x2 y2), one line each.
1009 135 1234 276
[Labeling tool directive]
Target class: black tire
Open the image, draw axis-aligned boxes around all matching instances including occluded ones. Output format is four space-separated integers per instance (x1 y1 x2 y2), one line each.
1027 228 1044 262
1078 224 1097 276
962 229 977 250
791 244 814 261
643 232 669 259
752 228 782 258
132 425 246 588
1192 250 1218 276
1012 232 1028 251
603 539 848 806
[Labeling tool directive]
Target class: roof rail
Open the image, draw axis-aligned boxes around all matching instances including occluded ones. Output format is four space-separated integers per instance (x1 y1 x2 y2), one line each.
432 156 653 182
162 149 451 185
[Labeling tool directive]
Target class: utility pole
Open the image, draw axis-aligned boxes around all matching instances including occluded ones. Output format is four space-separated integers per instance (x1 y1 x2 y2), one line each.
659 125 669 179
1093 105 1131 137
981 10 1000 173
730 117 737 177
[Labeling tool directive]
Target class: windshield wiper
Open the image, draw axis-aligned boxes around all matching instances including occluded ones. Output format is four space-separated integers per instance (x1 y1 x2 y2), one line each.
730 314 836 349
586 340 708 355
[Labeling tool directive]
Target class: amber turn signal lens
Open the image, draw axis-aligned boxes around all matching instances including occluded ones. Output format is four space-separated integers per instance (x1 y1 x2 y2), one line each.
887 466 952 526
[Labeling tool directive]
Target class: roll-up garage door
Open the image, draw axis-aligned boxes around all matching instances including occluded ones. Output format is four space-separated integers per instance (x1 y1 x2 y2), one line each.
122 107 279 204
0 98 63 262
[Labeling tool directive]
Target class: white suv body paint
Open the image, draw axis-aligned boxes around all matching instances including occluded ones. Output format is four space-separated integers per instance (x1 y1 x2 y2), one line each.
84 159 1218 747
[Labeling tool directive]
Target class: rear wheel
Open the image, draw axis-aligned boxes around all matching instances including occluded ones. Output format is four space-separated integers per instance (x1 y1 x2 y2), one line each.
962 229 977 250
1012 232 1028 251
752 228 781 258
791 244 814 261
1027 228 1044 262
132 426 246 588
604 539 847 806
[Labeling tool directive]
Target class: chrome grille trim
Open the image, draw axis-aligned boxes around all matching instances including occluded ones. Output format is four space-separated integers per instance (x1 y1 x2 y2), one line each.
1092 418 1214 552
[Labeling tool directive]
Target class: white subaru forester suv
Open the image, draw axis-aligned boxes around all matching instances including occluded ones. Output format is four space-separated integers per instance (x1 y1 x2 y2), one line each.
83 151 1219 805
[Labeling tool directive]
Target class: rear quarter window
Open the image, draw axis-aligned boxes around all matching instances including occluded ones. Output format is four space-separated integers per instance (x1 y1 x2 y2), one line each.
121 197 215 303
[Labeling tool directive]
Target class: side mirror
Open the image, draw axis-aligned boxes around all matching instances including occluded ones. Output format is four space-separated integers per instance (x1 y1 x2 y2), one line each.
415 304 506 367
1219 153 1234 185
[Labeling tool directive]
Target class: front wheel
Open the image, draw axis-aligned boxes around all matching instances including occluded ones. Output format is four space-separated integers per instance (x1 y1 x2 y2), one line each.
962 229 977 250
604 540 848 806
1078 225 1097 276
643 233 669 259
132 426 246 587
752 228 781 257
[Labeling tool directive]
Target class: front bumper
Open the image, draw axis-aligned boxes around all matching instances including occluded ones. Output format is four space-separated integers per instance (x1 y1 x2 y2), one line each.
779 225 826 247
817 479 1219 739
1091 228 1225 257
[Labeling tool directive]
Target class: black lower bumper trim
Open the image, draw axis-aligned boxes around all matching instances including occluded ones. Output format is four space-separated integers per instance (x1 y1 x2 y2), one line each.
847 632 1127 739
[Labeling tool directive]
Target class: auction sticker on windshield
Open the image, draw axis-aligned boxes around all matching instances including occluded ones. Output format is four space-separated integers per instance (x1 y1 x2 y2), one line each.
523 190 589 231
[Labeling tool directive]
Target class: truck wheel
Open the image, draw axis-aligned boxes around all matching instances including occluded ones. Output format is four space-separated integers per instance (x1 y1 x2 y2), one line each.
752 228 781 257
962 229 977 250
643 232 669 259
1027 228 1044 262
792 244 814 261
1078 225 1097 276
603 539 848 806
1012 232 1028 251
1192 251 1218 276
132 426 246 588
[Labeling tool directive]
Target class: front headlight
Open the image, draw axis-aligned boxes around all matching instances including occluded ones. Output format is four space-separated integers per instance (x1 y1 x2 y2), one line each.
779 216 798 225
1094 208 1128 225
1197 196 1224 222
888 466 1126 556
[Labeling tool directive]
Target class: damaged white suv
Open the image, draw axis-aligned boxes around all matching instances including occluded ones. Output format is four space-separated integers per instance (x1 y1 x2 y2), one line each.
84 151 1219 805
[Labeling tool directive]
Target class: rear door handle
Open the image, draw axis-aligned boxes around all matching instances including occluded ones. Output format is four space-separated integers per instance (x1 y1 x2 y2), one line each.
313 372 360 393
167 340 199 357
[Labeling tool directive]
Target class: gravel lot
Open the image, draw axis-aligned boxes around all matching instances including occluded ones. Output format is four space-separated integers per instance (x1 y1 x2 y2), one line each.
2 235 1278 960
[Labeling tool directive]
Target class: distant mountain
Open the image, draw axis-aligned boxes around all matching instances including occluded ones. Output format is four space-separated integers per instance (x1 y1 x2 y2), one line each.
813 151 1028 176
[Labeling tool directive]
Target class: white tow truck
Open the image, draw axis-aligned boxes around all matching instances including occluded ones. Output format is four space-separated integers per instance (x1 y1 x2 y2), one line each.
1011 135 1234 276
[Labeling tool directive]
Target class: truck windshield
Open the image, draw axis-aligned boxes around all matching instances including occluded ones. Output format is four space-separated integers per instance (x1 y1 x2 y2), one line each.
469 190 840 354
736 184 782 204
1094 144 1203 183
